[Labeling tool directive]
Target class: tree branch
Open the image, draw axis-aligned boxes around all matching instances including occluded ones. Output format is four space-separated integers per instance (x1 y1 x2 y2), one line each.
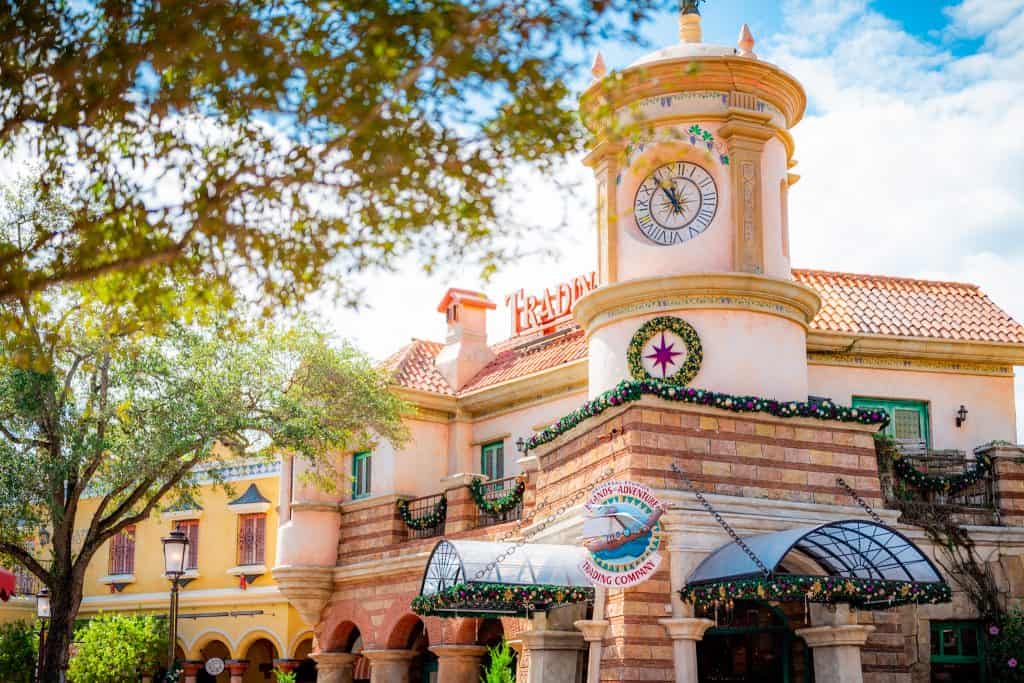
0 540 50 586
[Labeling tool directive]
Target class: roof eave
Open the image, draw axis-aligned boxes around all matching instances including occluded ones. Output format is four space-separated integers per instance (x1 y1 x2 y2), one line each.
457 359 589 416
807 331 1024 365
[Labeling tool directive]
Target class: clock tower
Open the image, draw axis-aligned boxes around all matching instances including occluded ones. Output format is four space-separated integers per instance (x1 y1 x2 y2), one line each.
575 6 821 401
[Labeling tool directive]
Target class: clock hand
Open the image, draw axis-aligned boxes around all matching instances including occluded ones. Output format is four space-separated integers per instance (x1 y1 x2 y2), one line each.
660 185 683 213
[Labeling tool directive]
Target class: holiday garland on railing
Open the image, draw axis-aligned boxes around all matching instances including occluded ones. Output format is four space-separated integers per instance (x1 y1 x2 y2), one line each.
469 476 527 515
396 495 447 531
680 575 951 610
884 439 995 494
412 582 593 617
523 379 890 453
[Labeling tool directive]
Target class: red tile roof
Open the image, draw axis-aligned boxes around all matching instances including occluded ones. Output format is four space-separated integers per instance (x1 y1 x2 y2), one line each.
460 327 588 393
387 271 1024 397
384 339 454 396
794 269 1024 344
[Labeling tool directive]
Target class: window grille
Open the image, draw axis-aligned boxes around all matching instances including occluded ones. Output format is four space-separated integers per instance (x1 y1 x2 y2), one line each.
175 519 200 570
237 514 266 566
109 526 136 575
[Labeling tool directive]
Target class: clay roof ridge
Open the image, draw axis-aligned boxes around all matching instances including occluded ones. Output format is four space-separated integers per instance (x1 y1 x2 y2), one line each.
793 268 980 290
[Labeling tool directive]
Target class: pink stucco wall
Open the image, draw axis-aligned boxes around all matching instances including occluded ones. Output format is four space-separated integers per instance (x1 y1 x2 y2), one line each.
808 364 1017 451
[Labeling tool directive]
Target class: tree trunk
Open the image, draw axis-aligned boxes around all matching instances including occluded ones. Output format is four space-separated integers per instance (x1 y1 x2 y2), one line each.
40 561 86 683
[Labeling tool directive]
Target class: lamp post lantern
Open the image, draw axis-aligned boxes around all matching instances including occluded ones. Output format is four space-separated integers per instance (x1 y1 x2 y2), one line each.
161 529 189 673
36 587 50 683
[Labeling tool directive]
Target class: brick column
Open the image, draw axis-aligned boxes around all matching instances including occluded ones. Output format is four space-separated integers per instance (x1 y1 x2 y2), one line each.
441 473 483 533
796 606 875 683
985 443 1024 527
226 659 249 683
430 645 488 683
362 649 414 683
573 620 608 683
181 661 204 683
311 652 357 683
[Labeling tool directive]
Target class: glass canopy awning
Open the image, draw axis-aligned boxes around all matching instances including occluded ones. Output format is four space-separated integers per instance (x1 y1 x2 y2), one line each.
683 520 952 609
413 539 594 618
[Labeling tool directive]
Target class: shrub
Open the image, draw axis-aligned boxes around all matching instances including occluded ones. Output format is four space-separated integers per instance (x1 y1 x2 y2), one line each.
989 607 1024 682
0 619 38 683
481 640 516 683
67 614 167 683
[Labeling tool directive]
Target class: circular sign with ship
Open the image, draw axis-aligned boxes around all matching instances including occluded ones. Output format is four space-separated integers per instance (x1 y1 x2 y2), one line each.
580 480 664 588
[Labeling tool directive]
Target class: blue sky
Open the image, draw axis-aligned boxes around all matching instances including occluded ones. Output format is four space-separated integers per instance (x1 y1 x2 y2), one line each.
320 0 1024 440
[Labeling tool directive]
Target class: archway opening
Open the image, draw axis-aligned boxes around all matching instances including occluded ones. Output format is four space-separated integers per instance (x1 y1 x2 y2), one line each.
197 640 232 683
293 637 316 682
404 619 438 683
477 618 511 676
242 637 278 683
697 601 812 683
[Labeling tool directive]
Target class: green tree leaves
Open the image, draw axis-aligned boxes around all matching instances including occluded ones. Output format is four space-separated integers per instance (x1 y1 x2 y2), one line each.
67 614 167 683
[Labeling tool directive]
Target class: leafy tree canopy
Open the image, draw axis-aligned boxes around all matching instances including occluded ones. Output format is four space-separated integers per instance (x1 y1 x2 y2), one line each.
0 0 657 313
0 275 408 679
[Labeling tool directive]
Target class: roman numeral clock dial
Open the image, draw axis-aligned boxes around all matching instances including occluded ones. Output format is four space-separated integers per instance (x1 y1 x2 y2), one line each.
633 162 719 246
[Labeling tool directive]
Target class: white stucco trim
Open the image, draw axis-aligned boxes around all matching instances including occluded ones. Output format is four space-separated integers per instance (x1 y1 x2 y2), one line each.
288 630 315 658
98 573 136 585
79 585 285 612
227 501 271 514
234 626 286 660
161 509 203 522
227 564 267 577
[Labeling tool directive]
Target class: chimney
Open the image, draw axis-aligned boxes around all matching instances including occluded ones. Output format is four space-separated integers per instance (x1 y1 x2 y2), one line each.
434 288 496 390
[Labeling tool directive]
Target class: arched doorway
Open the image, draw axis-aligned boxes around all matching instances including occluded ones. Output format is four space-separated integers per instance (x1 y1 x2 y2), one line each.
697 601 813 683
293 637 317 682
477 618 509 676
387 616 438 683
242 637 278 683
197 640 232 683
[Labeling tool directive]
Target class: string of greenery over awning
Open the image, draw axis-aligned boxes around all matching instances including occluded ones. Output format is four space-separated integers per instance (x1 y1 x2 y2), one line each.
681 520 952 610
413 540 594 618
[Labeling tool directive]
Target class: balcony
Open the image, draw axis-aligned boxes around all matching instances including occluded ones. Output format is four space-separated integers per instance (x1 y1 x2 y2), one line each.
878 439 1001 527
401 492 446 540
474 475 524 528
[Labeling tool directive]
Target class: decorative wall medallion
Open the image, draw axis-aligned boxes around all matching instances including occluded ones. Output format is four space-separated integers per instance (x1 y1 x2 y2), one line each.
627 316 702 386
634 162 719 246
205 658 225 676
580 480 664 588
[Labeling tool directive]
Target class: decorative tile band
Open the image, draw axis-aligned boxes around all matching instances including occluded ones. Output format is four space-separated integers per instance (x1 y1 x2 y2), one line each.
808 352 1013 377
590 294 804 331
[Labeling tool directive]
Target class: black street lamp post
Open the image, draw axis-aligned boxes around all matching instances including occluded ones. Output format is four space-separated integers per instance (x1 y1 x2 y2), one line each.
35 587 50 683
161 530 189 673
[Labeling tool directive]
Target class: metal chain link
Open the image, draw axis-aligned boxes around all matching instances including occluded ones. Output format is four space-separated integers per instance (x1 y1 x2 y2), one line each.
669 462 771 579
835 477 884 525
471 467 616 581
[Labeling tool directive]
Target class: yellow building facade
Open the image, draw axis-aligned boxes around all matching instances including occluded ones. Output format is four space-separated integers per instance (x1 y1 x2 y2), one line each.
3 458 316 682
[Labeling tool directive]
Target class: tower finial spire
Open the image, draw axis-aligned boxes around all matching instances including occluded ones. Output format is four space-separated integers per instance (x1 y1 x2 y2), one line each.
679 0 705 42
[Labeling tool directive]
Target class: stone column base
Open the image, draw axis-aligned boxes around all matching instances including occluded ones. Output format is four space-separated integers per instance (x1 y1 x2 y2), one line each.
312 652 357 683
796 624 876 683
430 644 488 683
519 629 586 683
362 649 415 683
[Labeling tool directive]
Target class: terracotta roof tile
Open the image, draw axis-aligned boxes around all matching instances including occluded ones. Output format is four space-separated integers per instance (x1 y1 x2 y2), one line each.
459 328 588 393
387 271 1024 397
794 269 1024 344
384 339 455 396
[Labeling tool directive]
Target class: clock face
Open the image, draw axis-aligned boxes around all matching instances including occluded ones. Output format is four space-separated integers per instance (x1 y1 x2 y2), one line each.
634 161 719 246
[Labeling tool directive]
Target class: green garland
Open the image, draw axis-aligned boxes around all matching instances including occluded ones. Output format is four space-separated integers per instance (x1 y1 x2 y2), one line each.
469 476 526 515
396 495 447 531
524 379 890 453
412 582 593 617
681 575 951 610
627 316 703 386
888 442 994 494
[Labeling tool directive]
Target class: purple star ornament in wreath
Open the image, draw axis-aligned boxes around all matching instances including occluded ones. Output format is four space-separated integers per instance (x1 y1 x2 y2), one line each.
627 316 703 387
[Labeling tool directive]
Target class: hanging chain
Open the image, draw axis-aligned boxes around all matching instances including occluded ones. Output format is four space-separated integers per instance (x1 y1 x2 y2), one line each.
835 477 884 525
669 462 771 579
471 466 616 581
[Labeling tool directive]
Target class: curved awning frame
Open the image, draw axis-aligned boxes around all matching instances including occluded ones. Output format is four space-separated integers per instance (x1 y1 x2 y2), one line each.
413 539 594 618
682 519 952 610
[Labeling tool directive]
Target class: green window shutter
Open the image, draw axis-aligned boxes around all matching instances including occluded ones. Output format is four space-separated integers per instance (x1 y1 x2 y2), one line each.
352 451 371 499
852 397 930 447
481 441 505 480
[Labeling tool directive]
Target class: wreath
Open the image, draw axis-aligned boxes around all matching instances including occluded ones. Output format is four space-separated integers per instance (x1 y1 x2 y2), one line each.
396 495 447 530
469 476 526 515
627 316 703 387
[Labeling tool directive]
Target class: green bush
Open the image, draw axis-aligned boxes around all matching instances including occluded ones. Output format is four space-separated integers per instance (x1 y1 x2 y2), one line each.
989 607 1024 682
273 670 297 683
67 614 167 683
0 619 38 683
481 640 516 683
